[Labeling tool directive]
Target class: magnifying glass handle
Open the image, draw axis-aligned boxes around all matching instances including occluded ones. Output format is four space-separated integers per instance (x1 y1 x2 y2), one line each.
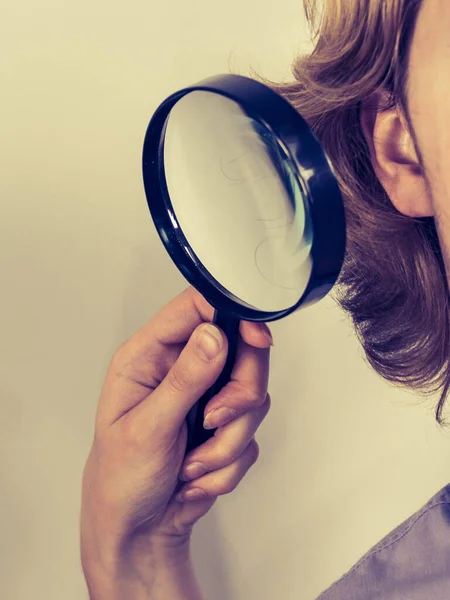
184 310 240 455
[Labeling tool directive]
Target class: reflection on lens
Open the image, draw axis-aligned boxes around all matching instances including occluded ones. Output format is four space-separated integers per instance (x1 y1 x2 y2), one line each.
163 90 313 312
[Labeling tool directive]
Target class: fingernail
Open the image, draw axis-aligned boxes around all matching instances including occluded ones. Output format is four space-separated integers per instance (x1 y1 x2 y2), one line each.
203 407 238 430
176 488 208 502
196 324 223 361
259 324 274 346
179 462 208 482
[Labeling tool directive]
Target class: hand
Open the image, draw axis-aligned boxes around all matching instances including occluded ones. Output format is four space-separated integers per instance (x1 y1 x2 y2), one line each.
80 286 272 581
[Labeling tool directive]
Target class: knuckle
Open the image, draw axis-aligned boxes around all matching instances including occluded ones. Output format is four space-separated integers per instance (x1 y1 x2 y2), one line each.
259 393 271 417
215 439 238 464
221 482 238 495
227 380 265 408
211 441 260 497
168 363 193 392
248 389 265 407
249 439 260 464
216 474 239 496
110 342 131 376
110 341 145 385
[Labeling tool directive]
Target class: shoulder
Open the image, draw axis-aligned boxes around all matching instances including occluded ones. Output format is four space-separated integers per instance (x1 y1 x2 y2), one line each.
317 484 450 600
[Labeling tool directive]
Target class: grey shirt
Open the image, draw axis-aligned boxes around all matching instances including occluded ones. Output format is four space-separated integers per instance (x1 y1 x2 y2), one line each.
317 484 450 599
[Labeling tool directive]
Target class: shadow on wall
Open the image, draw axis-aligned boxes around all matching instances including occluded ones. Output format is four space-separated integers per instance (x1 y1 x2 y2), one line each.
0 383 39 599
116 242 187 344
192 508 235 600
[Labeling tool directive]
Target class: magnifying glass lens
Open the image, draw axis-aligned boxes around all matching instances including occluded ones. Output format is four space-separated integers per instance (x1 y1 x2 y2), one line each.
163 91 313 313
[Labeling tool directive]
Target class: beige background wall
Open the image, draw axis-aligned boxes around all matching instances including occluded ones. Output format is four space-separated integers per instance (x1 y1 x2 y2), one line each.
2 1 450 598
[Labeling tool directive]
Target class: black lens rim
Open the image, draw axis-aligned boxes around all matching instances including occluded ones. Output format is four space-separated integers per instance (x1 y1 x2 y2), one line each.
142 74 346 322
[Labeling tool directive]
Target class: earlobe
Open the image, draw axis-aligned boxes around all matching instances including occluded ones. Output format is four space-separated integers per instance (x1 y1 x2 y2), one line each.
360 94 434 217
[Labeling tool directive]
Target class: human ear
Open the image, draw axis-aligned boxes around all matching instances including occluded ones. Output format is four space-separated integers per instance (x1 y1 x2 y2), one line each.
360 93 433 217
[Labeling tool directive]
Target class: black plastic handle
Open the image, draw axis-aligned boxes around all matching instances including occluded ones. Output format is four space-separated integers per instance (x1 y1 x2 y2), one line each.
184 310 240 456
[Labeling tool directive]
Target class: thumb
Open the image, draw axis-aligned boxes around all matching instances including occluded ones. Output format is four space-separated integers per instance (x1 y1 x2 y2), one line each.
146 323 228 435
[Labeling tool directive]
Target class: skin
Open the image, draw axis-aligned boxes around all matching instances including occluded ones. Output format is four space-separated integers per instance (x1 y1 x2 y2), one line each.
361 0 450 277
80 286 273 598
81 1 449 597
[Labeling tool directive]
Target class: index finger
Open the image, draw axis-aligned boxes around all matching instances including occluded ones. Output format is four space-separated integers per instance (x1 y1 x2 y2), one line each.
127 286 272 348
97 287 273 426
202 337 271 426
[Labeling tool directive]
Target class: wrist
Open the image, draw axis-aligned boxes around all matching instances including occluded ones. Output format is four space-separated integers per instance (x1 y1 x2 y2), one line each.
117 532 192 585
82 535 199 600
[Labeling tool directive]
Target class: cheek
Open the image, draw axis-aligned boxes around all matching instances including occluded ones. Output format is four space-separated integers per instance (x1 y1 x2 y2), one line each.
408 72 450 216
407 6 450 214
421 109 450 209
411 96 450 277
406 0 450 269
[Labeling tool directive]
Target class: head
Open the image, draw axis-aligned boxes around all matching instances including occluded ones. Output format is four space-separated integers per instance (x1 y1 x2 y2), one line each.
251 0 450 426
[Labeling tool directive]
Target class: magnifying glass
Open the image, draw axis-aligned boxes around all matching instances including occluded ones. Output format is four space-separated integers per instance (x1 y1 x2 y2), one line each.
142 74 346 456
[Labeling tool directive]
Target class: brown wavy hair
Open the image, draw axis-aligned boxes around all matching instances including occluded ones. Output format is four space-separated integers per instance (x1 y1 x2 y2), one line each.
248 0 450 427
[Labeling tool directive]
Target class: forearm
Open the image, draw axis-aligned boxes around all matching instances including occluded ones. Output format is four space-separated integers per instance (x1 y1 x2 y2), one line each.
82 540 205 600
